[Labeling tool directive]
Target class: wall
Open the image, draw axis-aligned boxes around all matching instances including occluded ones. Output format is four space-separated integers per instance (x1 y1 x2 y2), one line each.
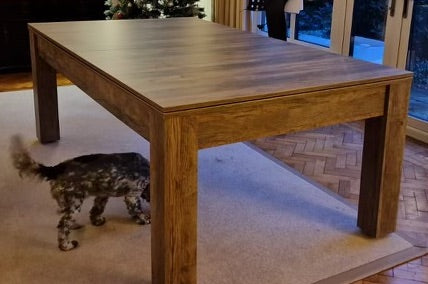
199 0 213 21
0 0 105 73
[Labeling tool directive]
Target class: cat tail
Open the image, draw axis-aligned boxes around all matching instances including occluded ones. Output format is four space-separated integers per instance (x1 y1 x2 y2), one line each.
10 135 44 180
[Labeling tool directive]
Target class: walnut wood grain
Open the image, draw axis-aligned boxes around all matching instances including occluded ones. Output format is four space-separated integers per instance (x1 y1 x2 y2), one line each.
28 18 411 112
35 33 153 141
150 114 198 284
29 30 59 143
358 78 412 237
28 18 413 283
195 84 387 149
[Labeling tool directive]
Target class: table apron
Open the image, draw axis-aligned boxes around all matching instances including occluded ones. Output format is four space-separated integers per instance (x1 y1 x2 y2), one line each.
32 31 403 154
33 31 153 141
193 84 388 149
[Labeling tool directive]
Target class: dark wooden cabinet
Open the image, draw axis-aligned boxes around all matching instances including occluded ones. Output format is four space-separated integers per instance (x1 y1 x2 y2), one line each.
0 0 105 73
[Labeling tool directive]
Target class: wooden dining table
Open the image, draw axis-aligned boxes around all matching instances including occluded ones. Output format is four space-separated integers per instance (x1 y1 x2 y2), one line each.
28 18 412 283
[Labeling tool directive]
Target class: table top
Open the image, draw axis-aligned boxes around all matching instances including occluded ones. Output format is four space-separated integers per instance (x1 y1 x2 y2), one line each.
29 18 412 112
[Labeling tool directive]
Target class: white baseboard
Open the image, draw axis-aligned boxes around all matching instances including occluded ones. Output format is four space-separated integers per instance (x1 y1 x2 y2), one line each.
407 125 428 144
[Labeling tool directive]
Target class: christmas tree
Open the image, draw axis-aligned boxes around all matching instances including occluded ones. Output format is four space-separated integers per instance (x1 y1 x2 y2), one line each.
160 0 205 18
104 0 205 20
104 0 161 19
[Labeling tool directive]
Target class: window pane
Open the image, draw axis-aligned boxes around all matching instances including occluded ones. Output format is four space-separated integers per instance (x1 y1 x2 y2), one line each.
296 0 333 47
407 0 428 122
349 0 388 64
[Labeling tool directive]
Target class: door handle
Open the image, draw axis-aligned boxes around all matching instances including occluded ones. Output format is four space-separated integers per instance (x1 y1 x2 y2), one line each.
390 0 396 16
403 0 409 18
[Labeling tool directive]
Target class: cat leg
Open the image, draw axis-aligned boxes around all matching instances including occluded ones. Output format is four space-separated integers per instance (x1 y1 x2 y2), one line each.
57 196 83 251
69 194 85 230
90 196 109 226
124 195 151 225
58 209 83 230
52 185 82 229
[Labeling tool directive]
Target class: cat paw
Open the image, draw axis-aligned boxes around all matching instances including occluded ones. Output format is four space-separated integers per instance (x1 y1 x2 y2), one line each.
58 240 79 251
135 214 151 225
90 216 106 226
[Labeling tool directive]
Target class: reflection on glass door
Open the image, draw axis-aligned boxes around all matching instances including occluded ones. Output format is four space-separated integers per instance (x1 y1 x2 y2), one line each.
295 0 334 48
349 0 388 64
406 0 428 123
345 0 428 141
243 0 346 53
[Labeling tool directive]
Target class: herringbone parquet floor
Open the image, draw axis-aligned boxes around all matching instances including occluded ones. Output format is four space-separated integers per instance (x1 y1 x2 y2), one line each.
252 122 428 283
1 72 427 283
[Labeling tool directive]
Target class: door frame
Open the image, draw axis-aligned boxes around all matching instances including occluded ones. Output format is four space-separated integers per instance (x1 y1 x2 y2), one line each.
241 0 428 143
395 0 428 143
287 0 348 54
335 0 428 143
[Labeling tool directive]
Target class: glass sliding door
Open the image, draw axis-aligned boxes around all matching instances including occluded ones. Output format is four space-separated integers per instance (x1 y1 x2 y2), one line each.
343 0 428 142
242 0 347 53
288 0 347 53
346 0 404 67
348 0 388 64
406 1 428 122
404 0 428 140
243 0 428 141
295 0 334 48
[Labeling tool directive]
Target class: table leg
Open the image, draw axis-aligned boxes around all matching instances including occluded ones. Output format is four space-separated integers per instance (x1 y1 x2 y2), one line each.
358 79 412 237
150 114 198 284
29 31 59 143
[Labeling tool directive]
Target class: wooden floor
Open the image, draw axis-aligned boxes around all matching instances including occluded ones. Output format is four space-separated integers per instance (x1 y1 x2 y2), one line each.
1 72 427 283
0 72 71 92
252 124 428 283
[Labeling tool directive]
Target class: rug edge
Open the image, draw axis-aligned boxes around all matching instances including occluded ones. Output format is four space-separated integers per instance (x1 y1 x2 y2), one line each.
314 246 428 284
245 142 426 283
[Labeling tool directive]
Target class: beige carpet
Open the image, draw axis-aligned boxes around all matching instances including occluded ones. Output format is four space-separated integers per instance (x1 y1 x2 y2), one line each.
0 86 424 283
